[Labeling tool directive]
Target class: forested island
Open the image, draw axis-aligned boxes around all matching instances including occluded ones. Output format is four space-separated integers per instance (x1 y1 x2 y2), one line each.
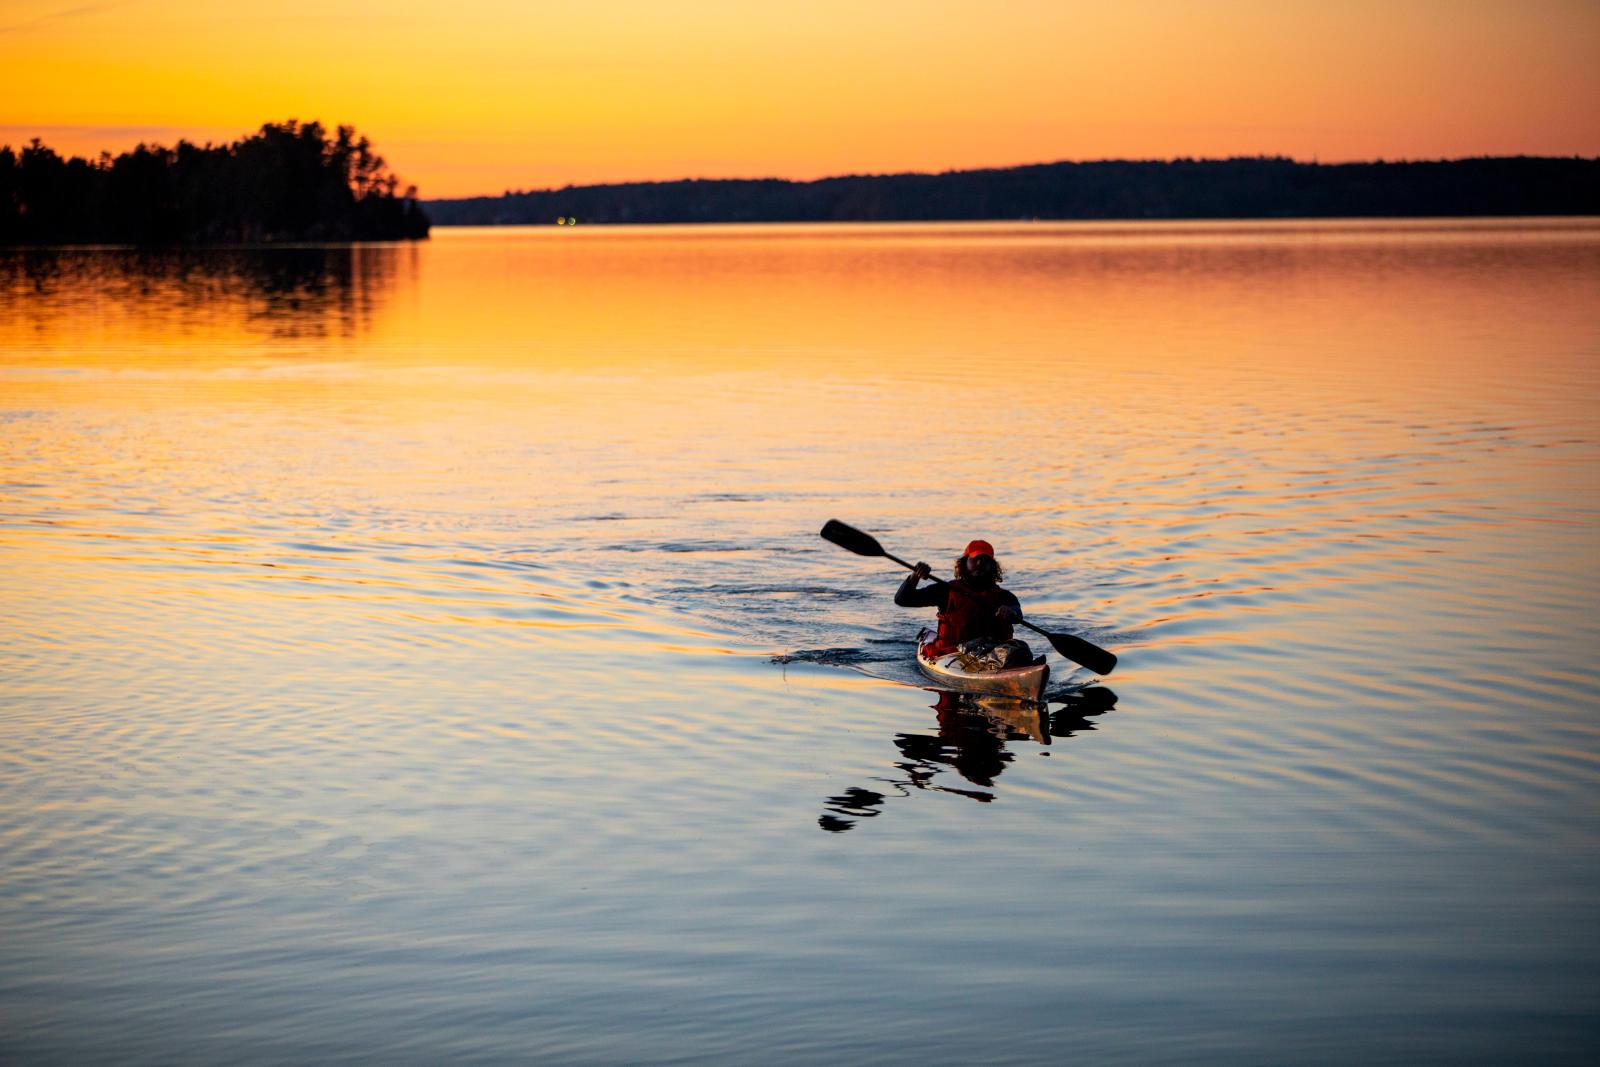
0 121 430 244
426 156 1599 226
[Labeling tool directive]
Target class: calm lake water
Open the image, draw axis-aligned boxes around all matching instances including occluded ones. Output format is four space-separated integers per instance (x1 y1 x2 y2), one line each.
3 220 1598 1064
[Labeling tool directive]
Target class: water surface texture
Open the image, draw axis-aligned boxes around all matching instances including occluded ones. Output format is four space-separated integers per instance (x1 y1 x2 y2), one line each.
3 221 1599 1063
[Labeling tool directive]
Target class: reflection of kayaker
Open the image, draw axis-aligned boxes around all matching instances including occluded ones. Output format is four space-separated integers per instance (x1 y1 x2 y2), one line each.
816 687 1117 831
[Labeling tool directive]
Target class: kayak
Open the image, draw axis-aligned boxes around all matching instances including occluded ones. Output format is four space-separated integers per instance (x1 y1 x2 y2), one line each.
916 628 1049 701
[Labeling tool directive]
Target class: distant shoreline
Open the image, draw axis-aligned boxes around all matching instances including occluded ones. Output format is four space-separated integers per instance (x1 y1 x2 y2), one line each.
423 215 1600 231
424 156 1600 227
9 216 1599 252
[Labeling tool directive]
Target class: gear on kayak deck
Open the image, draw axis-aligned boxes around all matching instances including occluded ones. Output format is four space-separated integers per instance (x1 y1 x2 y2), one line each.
952 638 1037 672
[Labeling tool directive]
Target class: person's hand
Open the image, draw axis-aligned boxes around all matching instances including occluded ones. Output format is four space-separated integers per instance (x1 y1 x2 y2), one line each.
911 561 931 580
995 605 1020 623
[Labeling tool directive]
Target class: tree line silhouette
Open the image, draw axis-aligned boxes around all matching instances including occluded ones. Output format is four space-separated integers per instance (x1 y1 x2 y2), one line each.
426 156 1600 225
0 121 430 244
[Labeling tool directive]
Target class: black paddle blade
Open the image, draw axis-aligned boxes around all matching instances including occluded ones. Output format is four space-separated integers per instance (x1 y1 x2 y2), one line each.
1045 631 1117 676
820 519 885 558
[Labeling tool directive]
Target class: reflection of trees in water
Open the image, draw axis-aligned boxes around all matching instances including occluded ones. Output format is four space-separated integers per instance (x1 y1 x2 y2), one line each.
819 688 1116 832
0 244 415 342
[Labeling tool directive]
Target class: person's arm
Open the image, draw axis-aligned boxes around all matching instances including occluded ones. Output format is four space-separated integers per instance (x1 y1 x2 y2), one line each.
993 590 1023 638
894 564 946 608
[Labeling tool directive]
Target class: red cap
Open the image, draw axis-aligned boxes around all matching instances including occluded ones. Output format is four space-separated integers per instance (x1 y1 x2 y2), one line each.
963 539 995 558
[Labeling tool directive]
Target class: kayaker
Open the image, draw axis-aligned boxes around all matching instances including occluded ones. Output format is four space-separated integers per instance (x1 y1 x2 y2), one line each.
896 539 1032 667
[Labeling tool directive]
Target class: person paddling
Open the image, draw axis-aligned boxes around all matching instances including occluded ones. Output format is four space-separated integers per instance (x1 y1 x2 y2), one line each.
896 539 1034 669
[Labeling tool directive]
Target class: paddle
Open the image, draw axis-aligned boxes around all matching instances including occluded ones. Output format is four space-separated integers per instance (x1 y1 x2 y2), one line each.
819 519 1117 676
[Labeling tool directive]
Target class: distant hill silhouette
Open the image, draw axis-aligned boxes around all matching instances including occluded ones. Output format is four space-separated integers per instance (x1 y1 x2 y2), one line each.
426 157 1599 225
0 121 430 244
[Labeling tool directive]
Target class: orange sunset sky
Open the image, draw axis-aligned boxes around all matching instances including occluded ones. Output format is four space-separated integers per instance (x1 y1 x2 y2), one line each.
5 0 1598 199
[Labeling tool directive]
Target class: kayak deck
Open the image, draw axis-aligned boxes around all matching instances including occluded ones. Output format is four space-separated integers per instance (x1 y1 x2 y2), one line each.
915 629 1049 701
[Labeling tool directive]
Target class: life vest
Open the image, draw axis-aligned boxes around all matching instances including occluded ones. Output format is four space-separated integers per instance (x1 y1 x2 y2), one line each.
922 581 1014 658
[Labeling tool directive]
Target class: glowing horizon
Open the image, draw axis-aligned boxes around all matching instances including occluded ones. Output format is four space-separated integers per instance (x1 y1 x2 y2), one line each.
4 0 1598 199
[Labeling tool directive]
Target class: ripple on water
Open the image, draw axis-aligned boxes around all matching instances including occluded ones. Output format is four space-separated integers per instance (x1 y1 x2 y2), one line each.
3 222 1599 1063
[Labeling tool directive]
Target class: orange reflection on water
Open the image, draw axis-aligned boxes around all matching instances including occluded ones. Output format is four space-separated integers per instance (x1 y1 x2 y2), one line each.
3 222 1596 722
